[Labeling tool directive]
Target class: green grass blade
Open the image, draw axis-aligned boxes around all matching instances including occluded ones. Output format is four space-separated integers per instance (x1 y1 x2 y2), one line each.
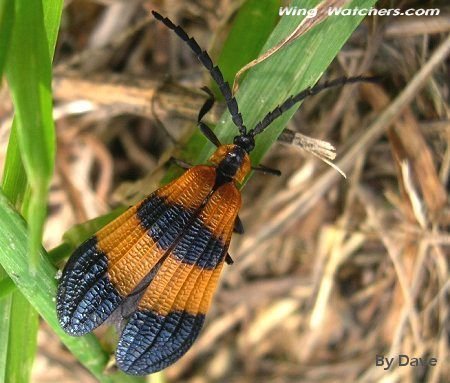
164 0 377 184
1 125 28 208
1 1 63 381
0 128 24 382
5 292 39 383
0 294 11 383
0 277 16 298
0 189 144 383
213 0 281 95
0 123 30 382
0 124 35 383
0 0 14 77
0 125 32 383
42 0 64 54
2 1 138 377
2 207 39 383
5 0 61 270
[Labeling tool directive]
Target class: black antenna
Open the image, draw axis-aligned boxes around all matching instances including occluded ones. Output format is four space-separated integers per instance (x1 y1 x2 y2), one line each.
152 11 247 135
249 76 378 137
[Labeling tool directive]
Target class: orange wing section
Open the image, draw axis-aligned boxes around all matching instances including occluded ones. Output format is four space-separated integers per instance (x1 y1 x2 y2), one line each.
138 181 242 316
96 165 216 297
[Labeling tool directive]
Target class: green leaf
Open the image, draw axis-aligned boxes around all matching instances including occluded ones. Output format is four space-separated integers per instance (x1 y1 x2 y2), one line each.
1 125 28 208
0 277 16 299
5 0 62 270
164 0 378 184
0 125 36 383
0 125 30 382
0 0 14 77
213 0 281 95
5 292 39 383
1 1 64 382
0 293 11 383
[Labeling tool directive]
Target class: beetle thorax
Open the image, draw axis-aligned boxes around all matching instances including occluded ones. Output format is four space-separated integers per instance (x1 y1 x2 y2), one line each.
209 144 251 184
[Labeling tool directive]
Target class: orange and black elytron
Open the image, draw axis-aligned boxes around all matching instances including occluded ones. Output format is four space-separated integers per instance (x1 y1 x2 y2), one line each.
57 11 374 375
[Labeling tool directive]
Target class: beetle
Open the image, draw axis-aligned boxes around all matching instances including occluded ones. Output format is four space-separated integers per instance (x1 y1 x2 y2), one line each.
56 11 374 375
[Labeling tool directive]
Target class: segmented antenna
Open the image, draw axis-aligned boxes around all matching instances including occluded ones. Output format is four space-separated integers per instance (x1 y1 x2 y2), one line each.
249 76 378 137
152 11 246 135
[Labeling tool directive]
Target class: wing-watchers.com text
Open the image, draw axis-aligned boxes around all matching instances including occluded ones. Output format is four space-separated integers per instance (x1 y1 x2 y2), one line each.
279 7 440 18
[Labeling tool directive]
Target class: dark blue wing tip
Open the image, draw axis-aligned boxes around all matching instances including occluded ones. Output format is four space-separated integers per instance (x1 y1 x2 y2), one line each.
56 298 98 336
56 236 124 337
116 310 205 375
56 313 93 336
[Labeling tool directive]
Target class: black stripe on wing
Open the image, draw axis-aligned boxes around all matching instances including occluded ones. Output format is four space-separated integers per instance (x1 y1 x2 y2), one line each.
115 187 238 374
116 310 204 375
56 237 123 335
